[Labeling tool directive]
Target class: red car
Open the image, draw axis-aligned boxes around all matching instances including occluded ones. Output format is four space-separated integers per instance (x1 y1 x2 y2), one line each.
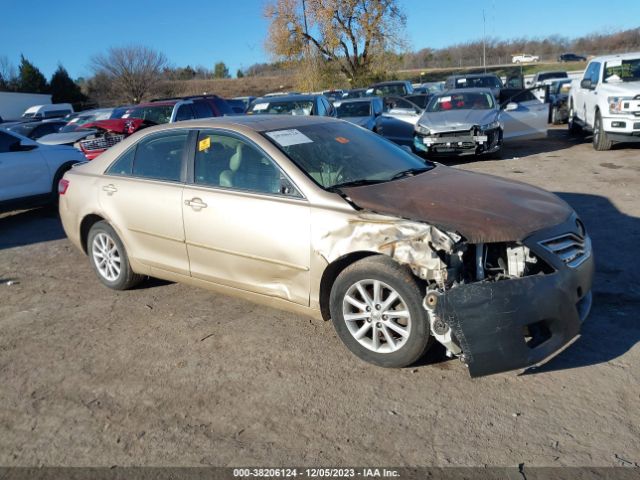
77 95 233 160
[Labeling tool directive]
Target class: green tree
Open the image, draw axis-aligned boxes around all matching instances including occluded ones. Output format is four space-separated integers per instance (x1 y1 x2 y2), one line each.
49 65 86 105
17 55 49 93
236 69 245 78
213 61 230 79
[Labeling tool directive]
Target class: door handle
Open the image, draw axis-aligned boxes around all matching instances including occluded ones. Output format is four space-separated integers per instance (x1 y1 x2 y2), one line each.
102 184 117 194
185 197 208 209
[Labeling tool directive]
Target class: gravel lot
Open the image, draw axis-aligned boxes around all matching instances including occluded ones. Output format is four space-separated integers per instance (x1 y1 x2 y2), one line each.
0 128 639 468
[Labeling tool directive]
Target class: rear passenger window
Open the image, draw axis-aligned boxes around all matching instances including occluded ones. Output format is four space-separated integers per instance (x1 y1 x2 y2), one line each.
132 131 189 182
106 146 135 176
192 101 214 119
175 104 195 122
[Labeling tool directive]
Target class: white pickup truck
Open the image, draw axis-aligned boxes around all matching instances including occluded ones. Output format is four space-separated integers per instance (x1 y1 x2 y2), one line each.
568 52 640 150
512 54 539 64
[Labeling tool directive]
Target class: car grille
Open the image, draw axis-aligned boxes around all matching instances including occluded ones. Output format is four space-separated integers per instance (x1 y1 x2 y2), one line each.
433 129 473 138
80 134 126 152
539 233 590 268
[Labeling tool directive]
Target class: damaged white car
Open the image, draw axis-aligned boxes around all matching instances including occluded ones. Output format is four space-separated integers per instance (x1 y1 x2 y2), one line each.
59 116 594 377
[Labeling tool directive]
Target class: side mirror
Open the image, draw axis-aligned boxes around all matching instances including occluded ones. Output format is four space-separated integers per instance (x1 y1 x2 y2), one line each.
9 140 37 152
504 102 519 112
580 79 593 89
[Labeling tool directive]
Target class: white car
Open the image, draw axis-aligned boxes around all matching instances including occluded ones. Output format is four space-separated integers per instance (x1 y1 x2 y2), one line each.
568 52 640 150
0 129 85 211
512 54 539 64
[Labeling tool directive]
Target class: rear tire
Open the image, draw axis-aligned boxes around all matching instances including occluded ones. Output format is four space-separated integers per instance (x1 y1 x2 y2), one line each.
593 111 613 151
329 256 432 368
87 221 143 290
551 107 560 125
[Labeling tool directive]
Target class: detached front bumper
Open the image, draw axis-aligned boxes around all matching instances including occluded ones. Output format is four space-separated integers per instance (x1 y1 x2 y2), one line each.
414 127 502 156
435 218 594 377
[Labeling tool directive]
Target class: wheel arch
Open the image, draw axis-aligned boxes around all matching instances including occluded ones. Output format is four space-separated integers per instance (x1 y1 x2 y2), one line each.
79 214 106 255
319 251 380 321
51 161 79 193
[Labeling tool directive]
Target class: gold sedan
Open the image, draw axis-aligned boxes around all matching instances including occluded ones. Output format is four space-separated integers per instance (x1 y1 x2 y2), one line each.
59 115 593 376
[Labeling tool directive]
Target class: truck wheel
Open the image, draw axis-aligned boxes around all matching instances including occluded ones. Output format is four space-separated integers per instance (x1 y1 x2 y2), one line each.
593 111 612 151
329 255 432 368
567 104 581 135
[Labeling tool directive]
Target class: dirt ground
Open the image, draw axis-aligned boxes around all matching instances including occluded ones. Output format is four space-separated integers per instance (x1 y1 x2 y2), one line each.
0 127 639 468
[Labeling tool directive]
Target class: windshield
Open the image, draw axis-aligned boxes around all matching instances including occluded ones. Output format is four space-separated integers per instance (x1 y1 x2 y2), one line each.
262 122 433 190
335 101 371 118
250 100 314 115
22 112 36 118
551 81 572 95
8 124 34 136
427 92 495 112
455 77 501 89
604 58 640 83
124 105 174 124
538 72 568 81
373 84 407 96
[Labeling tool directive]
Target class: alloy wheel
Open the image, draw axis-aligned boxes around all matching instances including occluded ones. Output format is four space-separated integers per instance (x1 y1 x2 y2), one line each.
342 279 412 353
92 232 121 282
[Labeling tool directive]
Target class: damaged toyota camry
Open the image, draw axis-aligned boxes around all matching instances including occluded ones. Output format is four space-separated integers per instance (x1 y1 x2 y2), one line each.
59 115 593 377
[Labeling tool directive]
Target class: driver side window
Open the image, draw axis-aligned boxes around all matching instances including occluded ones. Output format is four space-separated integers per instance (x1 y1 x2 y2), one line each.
194 130 301 197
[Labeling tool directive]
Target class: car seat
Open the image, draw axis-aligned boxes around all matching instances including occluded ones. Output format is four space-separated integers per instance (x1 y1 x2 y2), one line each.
219 143 243 187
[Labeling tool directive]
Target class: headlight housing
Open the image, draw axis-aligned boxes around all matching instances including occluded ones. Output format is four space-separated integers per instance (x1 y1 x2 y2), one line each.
608 96 633 114
415 124 431 135
480 121 500 130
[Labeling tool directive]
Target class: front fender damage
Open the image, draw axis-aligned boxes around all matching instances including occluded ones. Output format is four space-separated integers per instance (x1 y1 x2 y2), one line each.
314 212 463 285
314 211 591 377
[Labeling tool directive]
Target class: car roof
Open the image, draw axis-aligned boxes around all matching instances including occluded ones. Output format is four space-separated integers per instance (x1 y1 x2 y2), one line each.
590 51 640 63
449 73 499 79
133 100 179 108
440 87 494 94
253 94 319 103
370 81 408 86
132 114 337 134
335 98 376 104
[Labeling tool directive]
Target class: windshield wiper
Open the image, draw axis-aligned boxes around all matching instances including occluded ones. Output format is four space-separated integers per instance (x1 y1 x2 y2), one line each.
388 167 431 181
327 178 387 191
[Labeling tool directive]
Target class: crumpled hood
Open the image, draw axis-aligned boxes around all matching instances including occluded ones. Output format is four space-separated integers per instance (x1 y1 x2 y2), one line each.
418 109 497 133
82 118 145 134
341 165 573 243
37 130 96 145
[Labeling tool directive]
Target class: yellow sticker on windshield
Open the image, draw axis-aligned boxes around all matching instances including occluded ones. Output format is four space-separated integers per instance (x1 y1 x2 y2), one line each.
198 137 211 151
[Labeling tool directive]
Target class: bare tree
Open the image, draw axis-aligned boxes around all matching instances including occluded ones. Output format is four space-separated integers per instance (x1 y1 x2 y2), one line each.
90 45 167 103
0 55 18 90
265 0 406 85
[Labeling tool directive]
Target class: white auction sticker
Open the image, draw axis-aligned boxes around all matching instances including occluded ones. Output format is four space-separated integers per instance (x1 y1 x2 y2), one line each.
266 129 314 147
438 96 452 103
252 102 269 111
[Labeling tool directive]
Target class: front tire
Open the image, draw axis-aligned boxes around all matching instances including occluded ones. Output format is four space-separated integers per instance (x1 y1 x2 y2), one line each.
329 256 432 368
568 104 581 135
87 221 143 290
593 110 613 151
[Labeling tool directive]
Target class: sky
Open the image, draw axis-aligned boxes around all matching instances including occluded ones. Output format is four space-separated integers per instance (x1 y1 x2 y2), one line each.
1 0 639 80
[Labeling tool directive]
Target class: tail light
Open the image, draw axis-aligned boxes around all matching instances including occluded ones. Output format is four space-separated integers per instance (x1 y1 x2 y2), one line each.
58 179 70 195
